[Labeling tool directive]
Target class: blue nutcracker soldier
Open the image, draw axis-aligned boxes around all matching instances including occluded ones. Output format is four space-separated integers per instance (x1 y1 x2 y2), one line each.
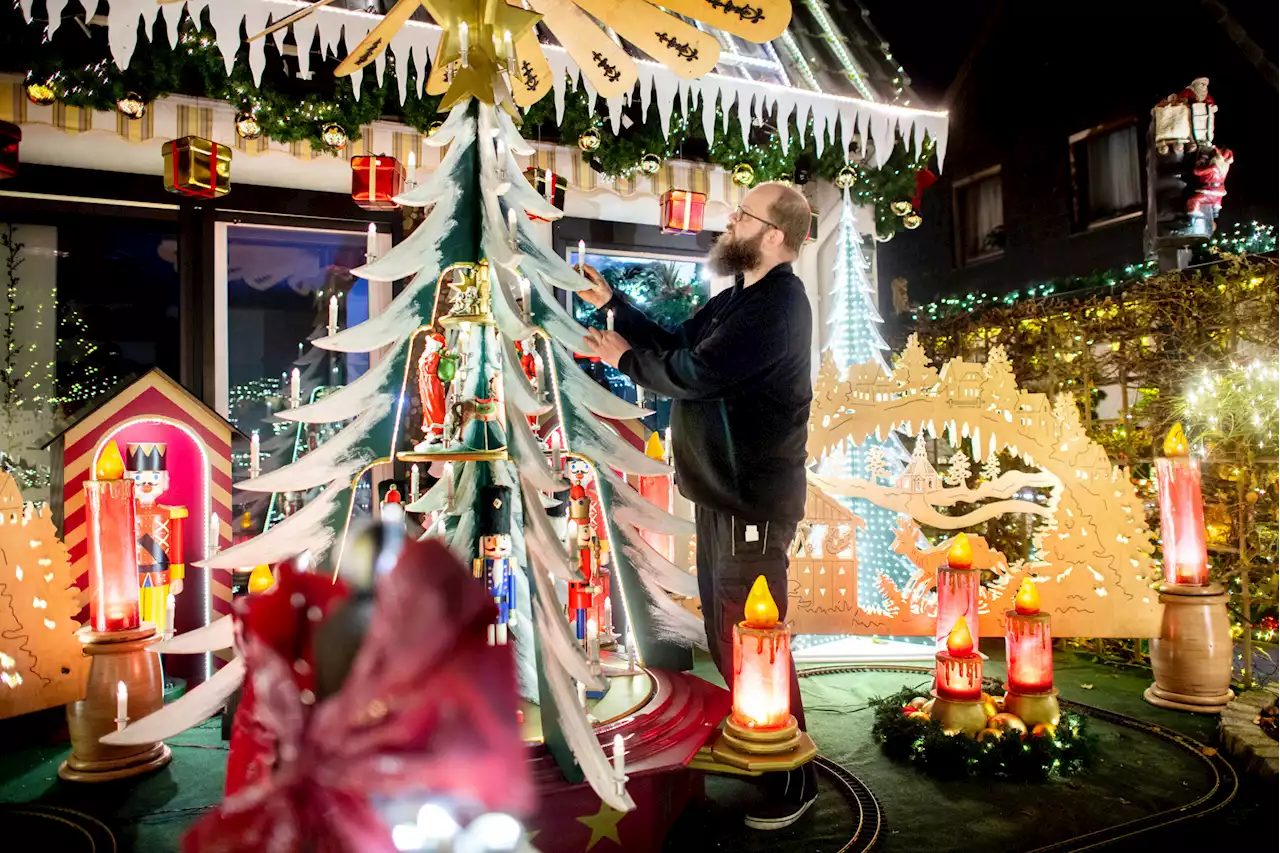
475 485 516 646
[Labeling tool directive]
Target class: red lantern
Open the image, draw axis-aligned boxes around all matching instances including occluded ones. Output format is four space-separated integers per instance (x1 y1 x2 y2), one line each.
659 189 706 235
0 120 19 180
935 533 979 651
523 167 566 221
161 136 232 199
350 155 405 210
1156 424 1209 586
84 442 141 633
935 616 982 701
731 576 791 729
1005 579 1054 694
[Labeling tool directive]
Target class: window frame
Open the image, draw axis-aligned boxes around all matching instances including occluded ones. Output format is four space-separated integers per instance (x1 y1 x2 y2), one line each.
951 165 1005 267
1068 118 1145 231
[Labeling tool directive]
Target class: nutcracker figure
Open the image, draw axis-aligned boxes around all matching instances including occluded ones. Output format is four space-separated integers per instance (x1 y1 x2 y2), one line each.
475 485 516 646
127 443 187 635
567 483 597 644
416 332 455 448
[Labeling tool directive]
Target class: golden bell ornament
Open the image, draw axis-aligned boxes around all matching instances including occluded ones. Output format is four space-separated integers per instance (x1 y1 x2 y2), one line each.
235 112 263 140
321 123 348 150
835 165 857 189
1031 722 1057 739
976 727 1003 743
116 92 146 120
578 127 602 152
987 712 1028 739
640 153 662 175
731 162 756 187
26 82 56 106
904 213 923 230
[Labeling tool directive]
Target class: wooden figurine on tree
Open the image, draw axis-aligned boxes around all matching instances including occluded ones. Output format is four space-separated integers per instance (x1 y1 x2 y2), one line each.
0 472 87 719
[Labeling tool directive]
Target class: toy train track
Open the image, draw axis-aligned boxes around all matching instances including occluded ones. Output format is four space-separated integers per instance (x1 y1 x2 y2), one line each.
796 664 1238 852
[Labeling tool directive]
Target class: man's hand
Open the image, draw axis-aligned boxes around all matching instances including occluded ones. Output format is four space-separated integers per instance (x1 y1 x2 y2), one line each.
574 264 613 308
582 328 632 368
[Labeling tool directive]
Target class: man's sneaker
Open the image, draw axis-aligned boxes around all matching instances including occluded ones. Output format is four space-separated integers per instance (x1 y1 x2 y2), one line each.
743 764 818 830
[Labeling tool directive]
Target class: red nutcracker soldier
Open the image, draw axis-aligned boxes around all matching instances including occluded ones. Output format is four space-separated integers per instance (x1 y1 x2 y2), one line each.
415 332 456 449
126 443 187 635
567 482 597 645
474 485 517 646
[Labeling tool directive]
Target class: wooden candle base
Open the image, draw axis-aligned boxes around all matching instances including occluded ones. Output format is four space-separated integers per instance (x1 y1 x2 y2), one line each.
59 624 172 783
929 691 988 737
1146 583 1235 715
1002 687 1061 727
710 715 818 772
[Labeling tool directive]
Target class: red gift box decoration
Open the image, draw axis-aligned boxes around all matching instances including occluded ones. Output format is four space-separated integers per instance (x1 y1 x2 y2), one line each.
524 167 566 221
350 154 405 210
161 136 232 199
0 120 19 180
659 189 706 235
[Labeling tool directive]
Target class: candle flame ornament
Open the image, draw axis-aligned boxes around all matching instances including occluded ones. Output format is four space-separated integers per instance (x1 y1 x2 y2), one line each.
935 533 980 652
947 532 973 569
96 440 126 481
1163 422 1189 457
247 564 275 594
709 576 817 772
945 615 974 657
1015 577 1040 615
1155 423 1209 587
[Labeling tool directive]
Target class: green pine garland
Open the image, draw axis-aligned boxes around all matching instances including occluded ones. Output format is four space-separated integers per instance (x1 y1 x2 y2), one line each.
7 6 934 232
870 688 1095 781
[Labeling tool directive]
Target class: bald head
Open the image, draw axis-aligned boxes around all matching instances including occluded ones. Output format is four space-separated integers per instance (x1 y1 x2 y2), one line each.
749 182 812 255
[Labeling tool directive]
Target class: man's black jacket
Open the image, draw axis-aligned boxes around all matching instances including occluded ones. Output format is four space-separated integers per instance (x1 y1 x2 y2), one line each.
605 262 813 524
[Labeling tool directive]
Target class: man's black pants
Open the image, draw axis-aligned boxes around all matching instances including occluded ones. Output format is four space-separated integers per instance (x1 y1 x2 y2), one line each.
695 505 806 731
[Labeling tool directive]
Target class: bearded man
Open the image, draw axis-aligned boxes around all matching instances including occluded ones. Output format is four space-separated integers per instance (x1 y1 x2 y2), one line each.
579 181 817 830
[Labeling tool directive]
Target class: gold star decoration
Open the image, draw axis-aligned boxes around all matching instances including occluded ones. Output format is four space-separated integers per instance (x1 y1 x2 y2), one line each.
422 0 543 110
576 800 625 850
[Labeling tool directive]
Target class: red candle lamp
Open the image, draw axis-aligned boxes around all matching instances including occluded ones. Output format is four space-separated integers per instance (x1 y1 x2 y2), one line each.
1001 578 1062 726
351 155 406 210
659 189 706 235
0 120 19 180
1005 579 1053 694
1154 424 1209 586
935 533 980 651
84 441 141 633
709 576 817 771
935 617 982 701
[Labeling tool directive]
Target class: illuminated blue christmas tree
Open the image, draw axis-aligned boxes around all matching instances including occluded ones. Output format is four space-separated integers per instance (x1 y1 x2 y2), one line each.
825 190 919 613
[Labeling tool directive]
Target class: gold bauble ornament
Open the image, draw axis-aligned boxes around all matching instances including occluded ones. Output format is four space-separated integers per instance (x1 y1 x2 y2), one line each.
731 162 756 187
875 232 894 243
777 172 794 185
835 165 857 189
235 113 263 140
904 213 923 230
247 564 275 594
639 153 662 175
976 727 1003 743
427 121 444 137
988 712 1029 739
891 199 914 217
908 696 929 710
25 82 56 106
980 693 1000 719
116 92 146 120
921 699 934 716
907 711 930 723
1031 722 1057 739
578 127 602 152
322 123 348 150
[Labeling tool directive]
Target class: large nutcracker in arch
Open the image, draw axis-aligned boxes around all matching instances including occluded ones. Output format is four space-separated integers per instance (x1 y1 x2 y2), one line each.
126 442 187 635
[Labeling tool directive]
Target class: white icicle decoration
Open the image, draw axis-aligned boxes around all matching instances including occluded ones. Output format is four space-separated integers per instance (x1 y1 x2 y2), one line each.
534 606 635 813
593 463 693 536
198 480 346 569
277 345 401 424
528 271 593 352
608 518 698 599
238 407 382 494
100 657 246 746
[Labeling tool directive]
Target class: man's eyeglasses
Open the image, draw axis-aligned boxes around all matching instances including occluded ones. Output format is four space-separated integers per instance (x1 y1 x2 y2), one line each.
732 206 781 231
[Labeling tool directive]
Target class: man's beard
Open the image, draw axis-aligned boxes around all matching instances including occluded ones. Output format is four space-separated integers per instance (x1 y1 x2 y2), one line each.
708 229 765 277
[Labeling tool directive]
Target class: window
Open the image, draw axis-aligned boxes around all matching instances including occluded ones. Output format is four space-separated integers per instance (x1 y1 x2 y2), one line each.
953 167 1004 265
1070 121 1142 227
